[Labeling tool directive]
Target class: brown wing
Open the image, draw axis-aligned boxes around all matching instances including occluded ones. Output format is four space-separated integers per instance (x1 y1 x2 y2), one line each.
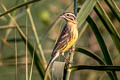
51 24 71 57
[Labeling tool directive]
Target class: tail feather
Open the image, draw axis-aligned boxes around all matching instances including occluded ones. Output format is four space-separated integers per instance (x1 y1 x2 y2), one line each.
44 52 59 80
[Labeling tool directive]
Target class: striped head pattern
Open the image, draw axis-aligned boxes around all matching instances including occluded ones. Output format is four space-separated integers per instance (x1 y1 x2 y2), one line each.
60 12 77 24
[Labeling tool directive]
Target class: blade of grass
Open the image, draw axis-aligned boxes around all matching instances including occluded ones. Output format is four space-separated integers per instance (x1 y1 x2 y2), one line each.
70 65 120 71
87 15 117 80
26 5 47 66
75 48 105 65
104 0 120 21
27 6 52 80
94 1 120 54
25 5 28 80
75 48 116 80
15 24 18 80
29 50 35 80
4 6 17 40
0 26 16 29
0 25 31 29
87 16 112 65
77 0 97 27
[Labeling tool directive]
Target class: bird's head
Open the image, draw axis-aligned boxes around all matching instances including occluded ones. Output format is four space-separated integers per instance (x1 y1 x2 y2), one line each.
60 12 77 24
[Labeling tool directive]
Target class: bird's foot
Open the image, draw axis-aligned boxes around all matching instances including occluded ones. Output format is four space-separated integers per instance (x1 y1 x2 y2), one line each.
68 61 73 64
62 55 73 64
67 48 75 53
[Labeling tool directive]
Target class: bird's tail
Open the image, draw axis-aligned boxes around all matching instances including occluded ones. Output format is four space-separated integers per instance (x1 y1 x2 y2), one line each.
44 52 59 80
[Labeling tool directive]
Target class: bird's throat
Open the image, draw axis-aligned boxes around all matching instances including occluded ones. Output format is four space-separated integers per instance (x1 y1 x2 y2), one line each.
67 22 77 28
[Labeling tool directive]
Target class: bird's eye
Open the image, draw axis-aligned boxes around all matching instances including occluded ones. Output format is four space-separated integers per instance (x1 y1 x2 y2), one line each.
66 14 69 16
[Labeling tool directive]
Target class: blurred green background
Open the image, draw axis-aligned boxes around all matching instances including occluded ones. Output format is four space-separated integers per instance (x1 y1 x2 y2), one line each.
0 0 120 80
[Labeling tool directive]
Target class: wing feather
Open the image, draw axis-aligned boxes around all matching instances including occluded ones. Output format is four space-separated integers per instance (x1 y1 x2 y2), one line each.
52 24 71 57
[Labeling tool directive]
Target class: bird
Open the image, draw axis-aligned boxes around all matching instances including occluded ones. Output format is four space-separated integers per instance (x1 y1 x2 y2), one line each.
44 12 78 78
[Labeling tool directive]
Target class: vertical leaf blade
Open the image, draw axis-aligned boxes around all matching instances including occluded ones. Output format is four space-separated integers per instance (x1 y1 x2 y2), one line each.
94 1 120 54
87 15 117 80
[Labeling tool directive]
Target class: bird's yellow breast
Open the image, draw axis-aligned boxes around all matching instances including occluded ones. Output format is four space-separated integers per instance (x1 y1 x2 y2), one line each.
61 22 78 52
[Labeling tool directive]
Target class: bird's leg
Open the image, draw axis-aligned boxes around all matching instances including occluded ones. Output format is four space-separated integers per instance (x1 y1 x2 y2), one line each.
63 55 73 64
61 53 72 64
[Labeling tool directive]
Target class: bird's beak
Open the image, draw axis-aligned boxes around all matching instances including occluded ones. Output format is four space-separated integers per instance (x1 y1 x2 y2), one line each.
60 14 65 18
